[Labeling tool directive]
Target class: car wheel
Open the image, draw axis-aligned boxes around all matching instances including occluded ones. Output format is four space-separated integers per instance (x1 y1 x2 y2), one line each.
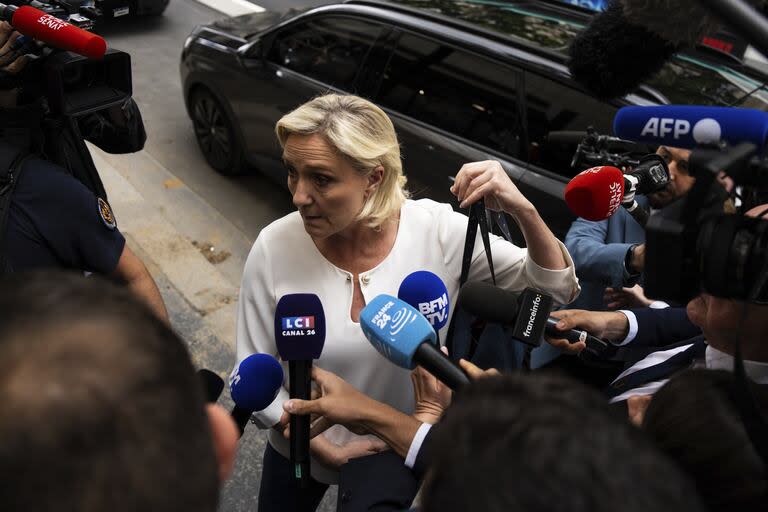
190 88 245 175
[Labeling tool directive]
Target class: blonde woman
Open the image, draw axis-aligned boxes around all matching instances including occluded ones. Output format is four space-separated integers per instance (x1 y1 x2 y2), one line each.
235 94 579 511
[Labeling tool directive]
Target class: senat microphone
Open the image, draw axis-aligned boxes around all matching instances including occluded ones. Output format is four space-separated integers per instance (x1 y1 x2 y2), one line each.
274 293 325 487
198 369 224 403
614 105 768 151
360 294 469 391
564 166 625 221
397 270 450 343
459 282 610 355
229 354 284 436
0 4 106 59
458 282 551 348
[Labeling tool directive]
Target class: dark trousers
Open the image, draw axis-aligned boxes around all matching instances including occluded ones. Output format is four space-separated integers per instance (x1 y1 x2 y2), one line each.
258 442 329 512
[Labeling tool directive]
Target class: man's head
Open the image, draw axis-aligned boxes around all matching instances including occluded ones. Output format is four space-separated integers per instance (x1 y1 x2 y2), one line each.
686 204 768 362
422 373 703 512
647 145 694 208
0 271 237 512
643 370 768 512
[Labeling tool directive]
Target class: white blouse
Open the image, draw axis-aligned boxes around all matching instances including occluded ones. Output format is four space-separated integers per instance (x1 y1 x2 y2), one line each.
235 198 579 483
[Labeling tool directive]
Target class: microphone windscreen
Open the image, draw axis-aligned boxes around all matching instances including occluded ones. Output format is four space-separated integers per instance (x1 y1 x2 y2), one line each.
198 369 224 403
614 105 768 150
621 0 730 46
564 166 625 221
12 6 107 59
274 293 326 361
568 0 677 99
457 281 520 325
230 354 284 412
360 294 436 370
397 271 450 330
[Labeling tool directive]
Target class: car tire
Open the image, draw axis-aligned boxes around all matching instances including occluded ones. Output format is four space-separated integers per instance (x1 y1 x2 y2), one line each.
190 88 245 176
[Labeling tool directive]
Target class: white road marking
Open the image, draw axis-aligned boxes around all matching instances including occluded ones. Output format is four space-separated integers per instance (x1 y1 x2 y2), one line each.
192 0 265 17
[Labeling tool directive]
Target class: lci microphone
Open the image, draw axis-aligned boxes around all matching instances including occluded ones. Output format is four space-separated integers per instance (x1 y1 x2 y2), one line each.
360 294 469 391
0 4 107 59
274 293 325 487
229 354 284 436
458 282 552 347
398 270 450 343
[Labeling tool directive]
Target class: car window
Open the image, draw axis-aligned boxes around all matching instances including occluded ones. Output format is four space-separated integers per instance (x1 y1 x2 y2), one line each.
524 72 617 178
377 32 525 158
267 16 383 90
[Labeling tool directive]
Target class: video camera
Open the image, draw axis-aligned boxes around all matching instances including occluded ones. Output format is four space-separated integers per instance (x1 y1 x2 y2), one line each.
0 1 132 116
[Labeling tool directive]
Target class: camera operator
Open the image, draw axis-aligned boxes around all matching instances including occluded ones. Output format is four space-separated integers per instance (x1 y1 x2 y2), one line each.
547 205 768 406
564 145 693 312
0 22 168 323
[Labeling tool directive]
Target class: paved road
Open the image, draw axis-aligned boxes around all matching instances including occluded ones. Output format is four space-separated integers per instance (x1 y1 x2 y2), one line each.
94 1 338 510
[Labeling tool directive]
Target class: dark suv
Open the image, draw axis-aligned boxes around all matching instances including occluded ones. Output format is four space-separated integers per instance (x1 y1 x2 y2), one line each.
180 0 768 238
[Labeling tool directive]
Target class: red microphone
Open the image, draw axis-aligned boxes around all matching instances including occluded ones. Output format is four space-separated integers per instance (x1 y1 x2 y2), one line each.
7 6 106 59
563 166 625 221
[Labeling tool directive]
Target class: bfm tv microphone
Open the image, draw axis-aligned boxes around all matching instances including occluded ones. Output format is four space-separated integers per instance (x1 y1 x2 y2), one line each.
458 282 551 348
229 354 284 436
397 270 450 343
0 4 106 59
360 294 469 391
614 105 768 151
198 368 224 403
274 293 325 487
458 282 610 355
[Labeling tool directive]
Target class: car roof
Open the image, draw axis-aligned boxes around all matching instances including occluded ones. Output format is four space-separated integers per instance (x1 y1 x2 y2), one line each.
341 0 768 109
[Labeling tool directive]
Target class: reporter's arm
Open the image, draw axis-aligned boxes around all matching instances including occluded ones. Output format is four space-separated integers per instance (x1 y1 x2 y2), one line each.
111 244 169 325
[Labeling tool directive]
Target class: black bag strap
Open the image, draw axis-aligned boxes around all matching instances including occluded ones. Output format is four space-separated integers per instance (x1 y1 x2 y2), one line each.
0 141 30 275
447 200 511 358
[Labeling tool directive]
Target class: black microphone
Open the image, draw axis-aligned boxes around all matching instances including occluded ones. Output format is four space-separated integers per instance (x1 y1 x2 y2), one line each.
274 294 326 488
198 369 224 403
621 153 670 228
458 282 551 347
458 282 610 355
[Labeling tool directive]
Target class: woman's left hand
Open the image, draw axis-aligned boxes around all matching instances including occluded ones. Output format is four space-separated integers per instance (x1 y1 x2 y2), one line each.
450 160 533 215
310 435 388 469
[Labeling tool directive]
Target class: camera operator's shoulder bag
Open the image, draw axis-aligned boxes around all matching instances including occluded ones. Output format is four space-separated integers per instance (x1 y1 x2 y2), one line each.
0 141 30 276
444 200 531 371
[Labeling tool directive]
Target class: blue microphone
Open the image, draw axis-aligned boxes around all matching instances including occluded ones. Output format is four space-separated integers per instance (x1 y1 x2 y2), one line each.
274 293 326 487
229 354 284 436
613 105 768 150
360 295 469 390
398 271 450 343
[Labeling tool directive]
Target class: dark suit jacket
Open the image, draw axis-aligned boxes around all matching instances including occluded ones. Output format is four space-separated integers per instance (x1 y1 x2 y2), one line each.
614 307 702 364
337 429 436 512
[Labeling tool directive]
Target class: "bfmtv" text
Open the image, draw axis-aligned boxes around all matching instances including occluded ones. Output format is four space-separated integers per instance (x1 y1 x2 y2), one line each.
418 293 448 325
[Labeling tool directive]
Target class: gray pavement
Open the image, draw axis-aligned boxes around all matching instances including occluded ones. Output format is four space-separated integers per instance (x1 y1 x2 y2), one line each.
92 1 339 509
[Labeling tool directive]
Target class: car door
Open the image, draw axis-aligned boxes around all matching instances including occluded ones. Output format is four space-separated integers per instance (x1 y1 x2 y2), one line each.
233 15 389 182
366 30 544 241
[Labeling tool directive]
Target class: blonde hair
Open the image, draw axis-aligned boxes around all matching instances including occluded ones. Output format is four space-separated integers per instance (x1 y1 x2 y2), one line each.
275 94 409 228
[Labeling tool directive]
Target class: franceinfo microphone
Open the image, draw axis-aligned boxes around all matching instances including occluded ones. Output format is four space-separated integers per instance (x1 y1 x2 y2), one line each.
274 293 325 487
398 270 450 343
360 294 469 390
229 354 284 436
0 4 106 59
459 282 610 355
614 105 768 151
458 282 551 348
